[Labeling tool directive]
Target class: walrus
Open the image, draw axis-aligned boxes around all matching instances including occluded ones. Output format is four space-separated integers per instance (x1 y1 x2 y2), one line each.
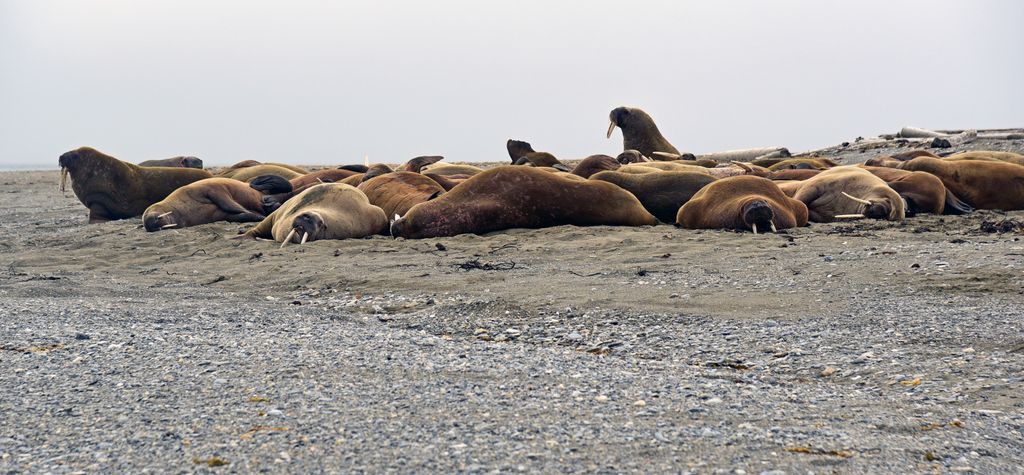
391 166 657 238
58 147 212 223
890 150 939 161
239 183 388 246
945 150 1024 167
677 176 808 233
768 169 822 181
420 163 485 176
621 161 712 174
859 165 971 215
138 156 204 169
616 150 652 164
706 162 771 179
224 160 309 175
358 171 446 218
218 164 305 182
400 155 445 173
606 106 681 159
791 166 906 222
571 154 620 178
142 178 267 231
424 173 469 191
513 152 572 172
249 168 362 195
766 158 839 171
591 170 716 223
506 139 536 163
896 157 1024 210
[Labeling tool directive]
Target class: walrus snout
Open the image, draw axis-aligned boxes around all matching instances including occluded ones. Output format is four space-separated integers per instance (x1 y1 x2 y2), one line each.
616 150 649 164
864 202 891 220
143 210 176 232
292 211 323 243
390 214 405 239
742 200 776 234
181 156 204 169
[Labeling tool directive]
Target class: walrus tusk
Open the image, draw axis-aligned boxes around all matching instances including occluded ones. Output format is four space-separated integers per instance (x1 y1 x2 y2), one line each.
751 223 758 234
730 161 753 173
280 228 297 248
606 121 616 139
300 231 309 245
841 192 873 206
60 167 68 192
770 222 777 233
156 211 172 219
652 152 681 159
834 214 865 219
160 223 177 229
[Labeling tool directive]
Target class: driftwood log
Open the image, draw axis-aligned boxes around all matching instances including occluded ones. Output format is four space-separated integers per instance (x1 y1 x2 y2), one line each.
695 147 791 163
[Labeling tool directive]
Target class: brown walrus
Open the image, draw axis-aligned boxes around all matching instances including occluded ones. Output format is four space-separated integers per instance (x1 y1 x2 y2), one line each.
239 183 387 246
138 156 204 169
896 157 1024 210
590 170 716 223
889 150 939 161
945 150 1024 167
768 169 822 181
505 140 571 171
606 106 681 159
766 158 839 171
677 176 808 233
391 166 658 238
791 166 906 222
420 163 485 176
58 147 212 223
424 173 470 191
142 178 267 231
400 155 445 173
224 160 309 175
358 171 446 218
858 165 971 215
571 154 621 178
218 164 305 182
506 139 537 163
249 169 362 195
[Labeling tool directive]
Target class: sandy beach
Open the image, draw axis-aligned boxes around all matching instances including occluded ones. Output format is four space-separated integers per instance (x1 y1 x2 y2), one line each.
2 137 1024 472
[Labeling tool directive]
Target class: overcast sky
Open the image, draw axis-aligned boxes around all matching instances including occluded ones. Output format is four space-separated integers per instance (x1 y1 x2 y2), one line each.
2 0 1022 168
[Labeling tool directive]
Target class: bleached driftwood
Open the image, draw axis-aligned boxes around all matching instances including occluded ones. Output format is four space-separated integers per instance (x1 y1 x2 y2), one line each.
697 147 790 162
898 127 946 139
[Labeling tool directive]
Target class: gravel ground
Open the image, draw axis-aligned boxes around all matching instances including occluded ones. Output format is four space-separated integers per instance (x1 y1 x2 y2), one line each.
2 137 1023 473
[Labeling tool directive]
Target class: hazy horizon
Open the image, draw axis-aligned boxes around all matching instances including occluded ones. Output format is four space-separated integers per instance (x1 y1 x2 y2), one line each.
2 0 1022 169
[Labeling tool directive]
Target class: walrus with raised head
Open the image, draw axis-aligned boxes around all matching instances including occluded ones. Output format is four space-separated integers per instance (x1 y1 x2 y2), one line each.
138 156 204 169
142 178 267 231
791 166 906 222
358 171 446 218
896 157 1024 210
391 166 657 238
606 106 681 159
59 147 212 223
591 170 716 223
677 176 808 233
239 183 388 246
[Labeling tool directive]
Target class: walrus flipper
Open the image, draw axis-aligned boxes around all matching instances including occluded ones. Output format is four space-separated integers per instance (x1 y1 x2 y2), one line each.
249 175 293 194
942 189 974 215
506 139 536 163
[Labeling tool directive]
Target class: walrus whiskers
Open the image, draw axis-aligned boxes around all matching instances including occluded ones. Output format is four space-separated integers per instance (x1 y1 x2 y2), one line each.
606 121 616 139
300 231 309 245
841 191 873 206
280 228 297 248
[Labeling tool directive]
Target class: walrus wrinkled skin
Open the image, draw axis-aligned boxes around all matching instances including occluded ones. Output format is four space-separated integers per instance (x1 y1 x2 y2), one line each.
240 183 388 245
391 166 658 238
897 157 1024 210
424 173 469 191
677 176 808 233
218 164 305 182
59 147 212 223
859 165 972 215
791 166 906 222
607 106 680 159
591 170 716 223
768 169 822 181
571 154 621 178
138 156 204 169
142 178 266 231
358 171 446 218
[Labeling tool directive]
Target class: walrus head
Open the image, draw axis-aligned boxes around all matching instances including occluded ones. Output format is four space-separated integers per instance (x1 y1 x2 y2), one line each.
863 156 902 168
142 207 178 232
180 156 204 169
280 211 324 247
838 192 902 220
616 150 651 164
58 147 108 192
741 199 777 234
607 107 649 138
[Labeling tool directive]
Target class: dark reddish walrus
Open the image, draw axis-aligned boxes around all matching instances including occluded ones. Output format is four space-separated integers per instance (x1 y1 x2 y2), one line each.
390 166 657 238
677 175 808 233
59 146 212 223
358 171 446 218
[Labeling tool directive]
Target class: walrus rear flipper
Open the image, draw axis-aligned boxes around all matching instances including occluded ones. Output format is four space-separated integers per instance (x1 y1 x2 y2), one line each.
338 164 369 173
403 155 444 173
507 139 536 163
249 175 293 194
943 189 974 215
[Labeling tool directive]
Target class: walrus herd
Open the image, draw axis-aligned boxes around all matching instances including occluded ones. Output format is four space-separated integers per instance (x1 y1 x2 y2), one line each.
58 107 1024 244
